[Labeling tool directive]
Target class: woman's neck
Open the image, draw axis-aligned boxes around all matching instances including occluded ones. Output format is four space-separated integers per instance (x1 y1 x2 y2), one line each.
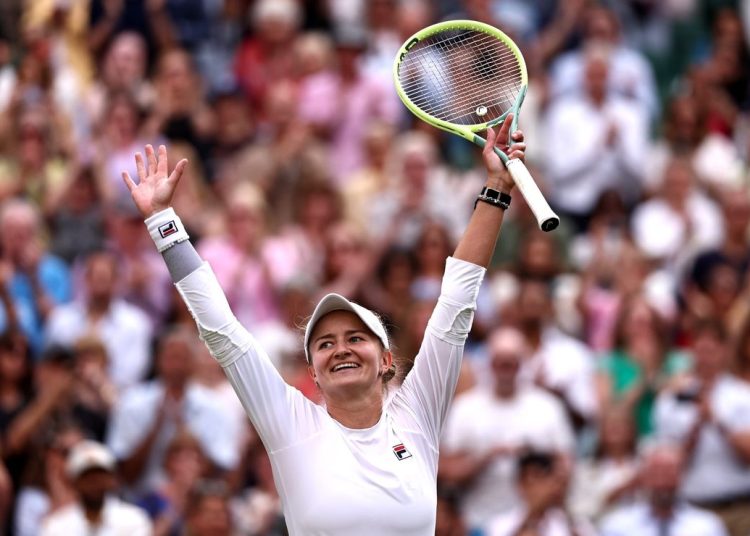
325 390 384 429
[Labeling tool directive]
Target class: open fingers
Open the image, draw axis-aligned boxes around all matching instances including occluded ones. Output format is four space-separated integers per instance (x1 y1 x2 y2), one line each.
122 171 136 192
168 158 188 186
145 144 158 175
134 152 147 182
157 145 169 177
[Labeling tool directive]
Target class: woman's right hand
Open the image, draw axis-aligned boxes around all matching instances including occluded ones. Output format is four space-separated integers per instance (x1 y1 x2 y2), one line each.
122 144 188 219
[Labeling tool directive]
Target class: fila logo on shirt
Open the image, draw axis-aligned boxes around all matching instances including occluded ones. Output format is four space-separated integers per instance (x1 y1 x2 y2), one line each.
158 221 179 238
392 443 412 460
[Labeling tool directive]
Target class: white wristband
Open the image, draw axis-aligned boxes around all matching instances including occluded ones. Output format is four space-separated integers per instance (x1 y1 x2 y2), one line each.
145 207 189 252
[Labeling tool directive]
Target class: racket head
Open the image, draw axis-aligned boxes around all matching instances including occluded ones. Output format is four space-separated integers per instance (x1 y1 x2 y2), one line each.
393 20 528 138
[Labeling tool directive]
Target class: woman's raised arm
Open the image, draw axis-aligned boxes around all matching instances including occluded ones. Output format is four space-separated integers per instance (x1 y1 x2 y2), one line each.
452 114 525 268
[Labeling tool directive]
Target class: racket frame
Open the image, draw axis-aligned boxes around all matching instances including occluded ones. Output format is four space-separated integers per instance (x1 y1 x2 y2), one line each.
393 20 560 232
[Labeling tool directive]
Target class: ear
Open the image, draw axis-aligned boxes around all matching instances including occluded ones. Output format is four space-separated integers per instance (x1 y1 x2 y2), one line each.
307 363 317 383
381 350 393 372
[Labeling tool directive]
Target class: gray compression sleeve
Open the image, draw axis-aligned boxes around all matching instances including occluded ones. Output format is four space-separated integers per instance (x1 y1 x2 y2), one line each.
161 241 203 282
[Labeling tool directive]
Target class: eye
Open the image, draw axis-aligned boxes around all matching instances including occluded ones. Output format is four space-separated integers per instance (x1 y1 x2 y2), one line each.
318 341 333 350
349 335 364 343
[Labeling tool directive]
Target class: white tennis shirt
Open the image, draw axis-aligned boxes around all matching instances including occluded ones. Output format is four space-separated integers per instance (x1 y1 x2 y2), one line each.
175 256 485 535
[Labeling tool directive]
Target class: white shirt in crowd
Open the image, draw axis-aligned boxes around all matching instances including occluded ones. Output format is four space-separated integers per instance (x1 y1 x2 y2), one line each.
520 327 599 422
599 502 728 536
653 374 750 503
107 381 241 494
44 299 153 389
631 191 723 267
175 256 484 535
442 385 574 531
39 497 152 536
486 505 598 536
542 94 649 215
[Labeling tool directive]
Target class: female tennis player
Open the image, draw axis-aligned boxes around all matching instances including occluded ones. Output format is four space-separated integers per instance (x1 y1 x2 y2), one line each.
122 116 524 535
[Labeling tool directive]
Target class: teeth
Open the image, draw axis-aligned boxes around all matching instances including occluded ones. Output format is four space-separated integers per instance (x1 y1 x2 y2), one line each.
333 363 359 372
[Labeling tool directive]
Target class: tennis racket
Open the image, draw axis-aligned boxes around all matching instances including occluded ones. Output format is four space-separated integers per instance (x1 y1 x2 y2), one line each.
393 20 560 232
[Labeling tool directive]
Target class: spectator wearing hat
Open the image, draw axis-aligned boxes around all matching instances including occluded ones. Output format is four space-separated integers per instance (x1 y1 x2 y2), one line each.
39 439 151 535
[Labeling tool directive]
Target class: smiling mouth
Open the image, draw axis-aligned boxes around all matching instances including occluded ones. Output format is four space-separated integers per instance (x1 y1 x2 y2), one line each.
331 363 360 373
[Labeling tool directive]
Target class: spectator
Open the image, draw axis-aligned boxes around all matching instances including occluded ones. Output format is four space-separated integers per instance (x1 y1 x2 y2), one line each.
411 222 455 302
231 448 285 536
599 442 728 536
542 47 649 230
596 296 691 437
367 131 464 246
14 423 83 536
0 199 71 354
137 431 209 536
568 406 640 521
653 320 750 536
39 440 152 535
86 32 153 132
687 188 750 335
234 0 302 112
47 166 107 264
485 450 596 536
104 200 173 326
183 480 234 536
95 90 157 204
441 327 575 533
631 159 723 279
0 104 71 206
297 24 400 182
316 220 375 302
148 48 215 155
197 182 281 329
44 250 153 390
342 120 395 230
107 327 240 495
69 336 117 442
510 278 598 430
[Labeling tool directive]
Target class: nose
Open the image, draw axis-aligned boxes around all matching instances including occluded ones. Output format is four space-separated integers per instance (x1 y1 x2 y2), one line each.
332 340 352 358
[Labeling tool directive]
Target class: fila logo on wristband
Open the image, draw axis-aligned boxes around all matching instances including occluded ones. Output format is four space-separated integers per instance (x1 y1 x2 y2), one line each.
159 221 178 238
146 207 190 252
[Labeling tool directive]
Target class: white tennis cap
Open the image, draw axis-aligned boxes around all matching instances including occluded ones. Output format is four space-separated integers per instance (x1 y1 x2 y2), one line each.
304 294 389 363
66 440 116 479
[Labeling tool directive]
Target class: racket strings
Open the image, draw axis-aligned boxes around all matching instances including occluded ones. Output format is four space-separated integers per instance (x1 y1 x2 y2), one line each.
399 38 520 105
398 30 523 125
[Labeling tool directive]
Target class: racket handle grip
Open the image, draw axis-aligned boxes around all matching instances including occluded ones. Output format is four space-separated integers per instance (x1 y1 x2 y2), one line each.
505 159 560 232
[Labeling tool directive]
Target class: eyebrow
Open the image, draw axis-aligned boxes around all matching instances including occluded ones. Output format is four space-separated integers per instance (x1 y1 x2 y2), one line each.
312 329 369 345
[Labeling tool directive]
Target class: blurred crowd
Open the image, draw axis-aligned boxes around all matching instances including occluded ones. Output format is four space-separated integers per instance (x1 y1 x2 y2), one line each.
0 0 749 534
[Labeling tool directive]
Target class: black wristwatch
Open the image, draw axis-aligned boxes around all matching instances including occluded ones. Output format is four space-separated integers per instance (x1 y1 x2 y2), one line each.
474 186 511 210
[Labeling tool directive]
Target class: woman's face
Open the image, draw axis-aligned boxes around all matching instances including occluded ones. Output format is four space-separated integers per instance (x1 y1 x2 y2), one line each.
308 311 390 400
